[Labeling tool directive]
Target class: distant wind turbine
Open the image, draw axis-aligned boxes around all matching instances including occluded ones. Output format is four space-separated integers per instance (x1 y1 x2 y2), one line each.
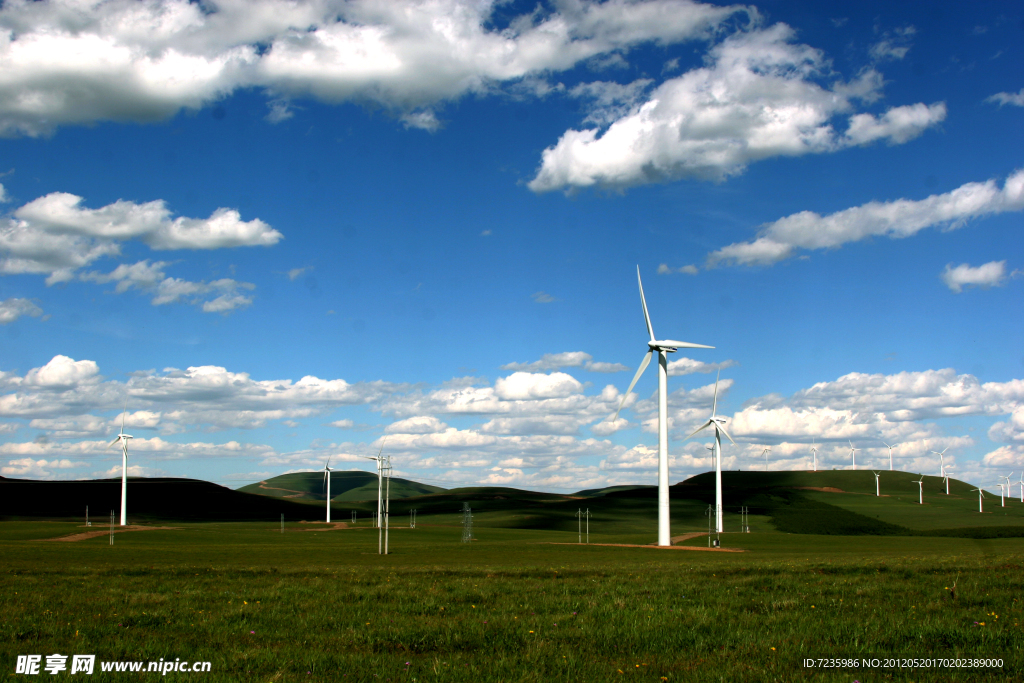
613 266 713 547
686 372 734 535
322 457 334 523
109 401 133 527
998 473 1013 507
915 474 925 505
881 441 898 471
761 447 771 472
848 440 859 470
1018 473 1024 503
941 464 954 495
362 437 390 554
971 486 985 513
810 439 818 472
872 471 881 497
705 443 715 470
931 447 949 478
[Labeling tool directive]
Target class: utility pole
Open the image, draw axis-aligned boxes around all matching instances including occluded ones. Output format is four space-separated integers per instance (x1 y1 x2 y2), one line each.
585 508 590 544
109 510 114 545
280 513 284 534
576 508 582 543
705 504 713 547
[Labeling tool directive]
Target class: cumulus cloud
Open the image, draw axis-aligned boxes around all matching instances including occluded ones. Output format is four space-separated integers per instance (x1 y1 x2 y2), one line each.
386 415 448 434
0 0 748 137
868 26 915 62
0 297 43 323
81 260 256 313
708 168 1024 266
1 457 87 478
529 24 944 192
1 191 280 283
940 261 1010 293
986 88 1024 107
666 357 737 376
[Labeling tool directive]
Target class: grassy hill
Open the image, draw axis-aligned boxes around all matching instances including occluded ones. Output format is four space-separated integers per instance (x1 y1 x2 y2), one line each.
237 470 445 502
0 476 320 522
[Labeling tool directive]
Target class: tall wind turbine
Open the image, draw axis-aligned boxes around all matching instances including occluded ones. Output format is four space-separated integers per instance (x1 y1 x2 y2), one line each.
971 486 985 512
613 267 713 547
810 439 818 472
761 447 771 472
915 474 925 505
872 471 881 497
362 437 390 554
848 440 859 470
685 372 734 535
322 457 334 523
931 447 949 478
882 441 898 471
109 402 133 527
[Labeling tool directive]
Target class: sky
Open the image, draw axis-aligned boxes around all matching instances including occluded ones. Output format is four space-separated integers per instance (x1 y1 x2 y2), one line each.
0 0 1022 497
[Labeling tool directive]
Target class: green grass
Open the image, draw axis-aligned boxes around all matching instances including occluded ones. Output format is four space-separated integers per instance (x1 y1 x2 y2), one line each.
1 520 1021 682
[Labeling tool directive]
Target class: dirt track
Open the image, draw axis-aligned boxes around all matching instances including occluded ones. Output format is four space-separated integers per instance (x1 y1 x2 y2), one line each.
40 525 181 542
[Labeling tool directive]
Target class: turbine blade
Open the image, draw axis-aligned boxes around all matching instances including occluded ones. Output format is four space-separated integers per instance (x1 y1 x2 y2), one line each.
712 369 720 418
656 340 715 349
685 420 713 441
121 397 127 431
717 422 737 445
613 350 652 420
109 437 119 448
637 266 655 342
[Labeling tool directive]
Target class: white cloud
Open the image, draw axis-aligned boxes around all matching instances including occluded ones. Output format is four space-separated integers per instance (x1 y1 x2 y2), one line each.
585 361 629 373
0 297 43 323
494 372 582 400
82 260 256 313
531 291 557 303
1 191 280 282
940 261 1009 293
329 419 354 429
0 183 7 203
868 26 915 62
386 415 448 434
988 406 1024 444
23 355 100 389
708 168 1024 266
986 88 1024 107
1 457 87 478
501 352 593 372
287 266 312 281
0 0 748 137
666 357 737 376
529 24 944 192
657 263 699 275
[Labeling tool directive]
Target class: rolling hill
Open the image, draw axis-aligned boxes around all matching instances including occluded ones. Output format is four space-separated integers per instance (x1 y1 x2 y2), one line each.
0 476 320 521
237 470 446 501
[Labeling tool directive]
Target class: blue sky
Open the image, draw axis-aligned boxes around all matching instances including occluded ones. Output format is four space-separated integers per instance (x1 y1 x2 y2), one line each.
0 0 1021 496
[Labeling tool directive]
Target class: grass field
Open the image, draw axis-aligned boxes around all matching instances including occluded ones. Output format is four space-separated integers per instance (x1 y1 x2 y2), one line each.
2 516 1022 682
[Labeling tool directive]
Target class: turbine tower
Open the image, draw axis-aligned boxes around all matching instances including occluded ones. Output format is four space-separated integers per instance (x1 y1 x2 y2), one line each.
882 441 898 471
322 457 334 523
941 464 954 495
761 447 771 472
848 440 859 470
872 471 881 497
915 474 925 505
998 473 1012 507
109 402 133 527
810 439 818 472
930 447 949 478
613 267 713 547
1018 473 1024 503
971 486 985 512
685 372 734 535
362 438 390 554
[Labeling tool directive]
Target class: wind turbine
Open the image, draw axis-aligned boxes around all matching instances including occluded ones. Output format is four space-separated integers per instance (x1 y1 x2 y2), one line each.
613 266 713 547
881 441 898 471
941 464 954 495
810 439 818 472
930 447 949 478
872 471 881 497
1018 473 1024 503
970 486 985 512
685 372 734 535
362 437 390 554
322 457 334 523
761 447 771 472
109 401 133 527
998 473 1013 507
705 443 715 470
915 474 925 505
848 440 859 470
